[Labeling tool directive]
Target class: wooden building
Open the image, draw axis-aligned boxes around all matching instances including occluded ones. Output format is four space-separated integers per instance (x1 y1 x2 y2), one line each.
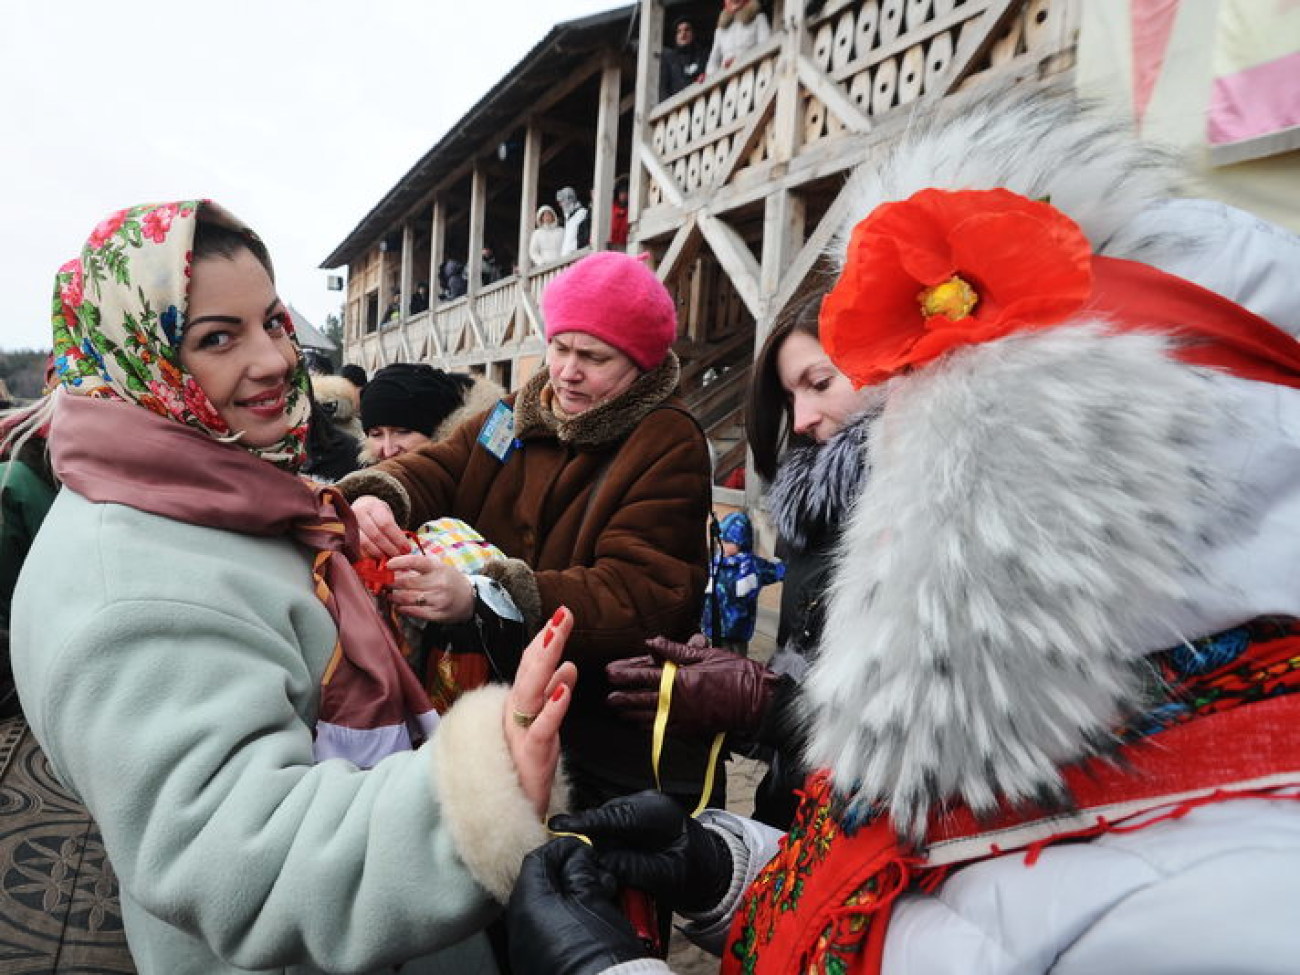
322 0 1080 505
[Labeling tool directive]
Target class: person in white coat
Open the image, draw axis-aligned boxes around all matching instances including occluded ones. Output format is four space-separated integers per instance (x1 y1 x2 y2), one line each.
529 204 565 265
504 85 1300 975
706 0 771 76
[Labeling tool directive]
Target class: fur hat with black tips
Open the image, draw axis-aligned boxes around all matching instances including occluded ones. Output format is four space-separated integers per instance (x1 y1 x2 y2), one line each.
798 84 1300 848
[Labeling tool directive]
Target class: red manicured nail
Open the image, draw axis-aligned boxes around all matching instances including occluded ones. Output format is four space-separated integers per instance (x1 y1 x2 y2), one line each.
543 628 555 648
550 684 565 702
550 606 566 627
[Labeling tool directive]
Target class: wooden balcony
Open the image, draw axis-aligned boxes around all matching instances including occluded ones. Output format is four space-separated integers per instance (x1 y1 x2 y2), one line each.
351 252 586 373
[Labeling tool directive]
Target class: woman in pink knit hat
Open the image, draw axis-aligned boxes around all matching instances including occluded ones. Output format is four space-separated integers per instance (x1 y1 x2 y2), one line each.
340 250 720 811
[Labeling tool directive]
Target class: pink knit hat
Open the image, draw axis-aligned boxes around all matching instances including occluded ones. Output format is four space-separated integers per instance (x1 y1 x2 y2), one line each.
541 251 677 370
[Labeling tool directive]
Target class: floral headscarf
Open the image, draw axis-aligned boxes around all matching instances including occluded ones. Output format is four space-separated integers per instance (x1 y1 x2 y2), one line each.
52 200 310 470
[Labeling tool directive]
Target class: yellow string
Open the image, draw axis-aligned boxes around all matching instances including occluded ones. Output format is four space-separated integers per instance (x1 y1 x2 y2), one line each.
651 660 726 818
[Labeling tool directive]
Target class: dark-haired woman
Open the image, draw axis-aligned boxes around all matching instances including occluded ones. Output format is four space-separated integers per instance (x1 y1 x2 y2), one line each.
10 200 575 974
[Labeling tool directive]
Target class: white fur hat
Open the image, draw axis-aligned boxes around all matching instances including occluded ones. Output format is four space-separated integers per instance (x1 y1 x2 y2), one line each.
801 85 1300 839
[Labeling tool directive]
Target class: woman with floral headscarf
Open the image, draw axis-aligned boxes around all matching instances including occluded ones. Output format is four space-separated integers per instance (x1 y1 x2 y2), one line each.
9 200 576 974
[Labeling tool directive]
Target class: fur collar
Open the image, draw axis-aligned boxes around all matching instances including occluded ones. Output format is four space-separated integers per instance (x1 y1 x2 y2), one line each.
514 351 681 450
802 324 1233 841
718 0 762 29
766 404 878 554
432 374 505 443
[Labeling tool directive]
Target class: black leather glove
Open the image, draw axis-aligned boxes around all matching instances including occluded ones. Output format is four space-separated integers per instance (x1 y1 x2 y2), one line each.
549 791 732 914
606 634 780 738
507 837 650 975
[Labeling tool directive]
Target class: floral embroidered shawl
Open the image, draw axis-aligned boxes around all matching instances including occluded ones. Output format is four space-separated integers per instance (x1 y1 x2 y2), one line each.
52 199 310 469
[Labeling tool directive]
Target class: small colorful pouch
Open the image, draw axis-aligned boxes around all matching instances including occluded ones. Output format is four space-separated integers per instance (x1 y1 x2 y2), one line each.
413 517 505 574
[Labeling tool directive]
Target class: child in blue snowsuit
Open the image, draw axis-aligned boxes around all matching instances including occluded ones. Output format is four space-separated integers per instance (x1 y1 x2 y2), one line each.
702 511 784 655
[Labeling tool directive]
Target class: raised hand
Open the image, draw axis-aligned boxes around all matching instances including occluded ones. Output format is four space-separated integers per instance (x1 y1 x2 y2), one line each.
506 607 578 817
606 634 779 738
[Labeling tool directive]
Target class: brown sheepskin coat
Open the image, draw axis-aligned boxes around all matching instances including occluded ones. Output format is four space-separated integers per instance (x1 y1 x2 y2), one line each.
339 352 716 800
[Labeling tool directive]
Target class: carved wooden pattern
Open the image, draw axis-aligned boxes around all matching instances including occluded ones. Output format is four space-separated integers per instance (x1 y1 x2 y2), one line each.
641 0 1073 206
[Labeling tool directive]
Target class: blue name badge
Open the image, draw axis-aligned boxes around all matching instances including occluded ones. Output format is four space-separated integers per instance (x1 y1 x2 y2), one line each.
477 400 519 463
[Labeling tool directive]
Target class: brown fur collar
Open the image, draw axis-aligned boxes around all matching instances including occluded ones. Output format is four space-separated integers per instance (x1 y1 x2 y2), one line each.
719 0 762 29
513 351 681 450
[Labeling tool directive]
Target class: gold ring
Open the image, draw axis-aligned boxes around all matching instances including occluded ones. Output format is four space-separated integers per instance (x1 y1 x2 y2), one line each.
512 709 538 728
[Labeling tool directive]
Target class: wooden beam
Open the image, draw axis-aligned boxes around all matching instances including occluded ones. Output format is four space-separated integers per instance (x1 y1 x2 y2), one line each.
796 53 873 133
394 58 608 226
770 175 859 318
399 223 415 319
376 248 390 331
770 25 802 167
937 0 1021 97
760 188 805 313
698 212 763 320
711 82 779 189
629 0 664 241
654 213 700 283
636 141 686 208
466 303 489 350
517 119 542 277
520 286 545 340
467 164 486 296
429 198 445 312
590 53 622 250
537 116 598 148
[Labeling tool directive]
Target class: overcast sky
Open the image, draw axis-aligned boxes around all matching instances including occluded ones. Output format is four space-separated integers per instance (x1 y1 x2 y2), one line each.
0 0 629 351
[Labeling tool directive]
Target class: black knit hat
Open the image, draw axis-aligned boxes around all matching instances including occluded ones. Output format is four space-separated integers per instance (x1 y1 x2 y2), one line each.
360 363 472 437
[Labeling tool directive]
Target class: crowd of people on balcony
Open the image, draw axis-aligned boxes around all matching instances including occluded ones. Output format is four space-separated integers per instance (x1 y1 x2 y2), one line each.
659 0 774 101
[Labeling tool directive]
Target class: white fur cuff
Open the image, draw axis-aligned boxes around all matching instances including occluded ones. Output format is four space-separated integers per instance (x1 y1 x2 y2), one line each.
431 684 568 902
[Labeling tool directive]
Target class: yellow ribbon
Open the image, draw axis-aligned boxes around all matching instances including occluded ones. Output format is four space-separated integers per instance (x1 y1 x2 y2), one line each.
652 660 727 818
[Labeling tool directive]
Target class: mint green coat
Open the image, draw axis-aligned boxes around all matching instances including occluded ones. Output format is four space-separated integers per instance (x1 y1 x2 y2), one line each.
12 488 554 974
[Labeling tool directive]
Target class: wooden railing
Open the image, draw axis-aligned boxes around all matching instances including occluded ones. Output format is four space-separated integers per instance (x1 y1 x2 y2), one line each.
352 251 588 372
638 0 1076 219
646 37 782 205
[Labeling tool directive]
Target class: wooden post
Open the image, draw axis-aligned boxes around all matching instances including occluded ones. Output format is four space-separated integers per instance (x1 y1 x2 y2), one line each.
467 163 487 296
429 198 445 305
770 0 805 166
590 53 622 251
759 189 805 321
517 119 542 277
376 248 389 330
628 0 664 244
399 223 414 320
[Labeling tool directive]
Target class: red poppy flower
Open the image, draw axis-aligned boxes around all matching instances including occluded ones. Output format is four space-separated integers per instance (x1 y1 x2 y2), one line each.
821 188 1094 387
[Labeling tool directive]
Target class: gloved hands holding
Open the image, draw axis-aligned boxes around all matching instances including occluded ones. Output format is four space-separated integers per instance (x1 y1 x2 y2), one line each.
507 836 650 975
549 791 733 915
607 634 780 738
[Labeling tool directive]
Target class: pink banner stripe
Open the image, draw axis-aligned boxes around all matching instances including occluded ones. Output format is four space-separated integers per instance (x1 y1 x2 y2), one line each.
1208 50 1300 144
